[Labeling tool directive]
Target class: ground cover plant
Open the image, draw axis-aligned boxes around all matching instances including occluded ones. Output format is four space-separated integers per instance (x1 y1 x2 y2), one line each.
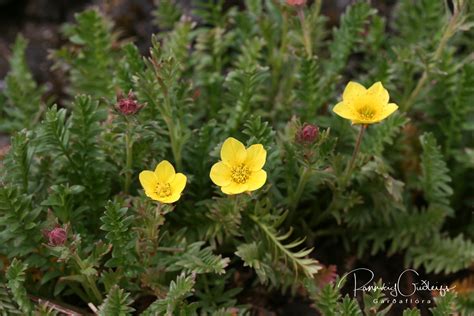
0 0 473 314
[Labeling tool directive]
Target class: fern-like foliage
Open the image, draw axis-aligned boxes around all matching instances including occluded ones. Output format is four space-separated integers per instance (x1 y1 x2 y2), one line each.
69 95 110 207
430 292 458 315
223 67 269 132
0 283 22 315
407 234 474 274
296 56 321 118
1 130 34 192
361 113 409 156
0 186 42 261
326 2 375 75
36 105 73 168
0 35 44 133
419 133 453 206
100 200 138 269
97 285 135 316
307 278 390 315
54 9 116 99
153 0 183 30
142 273 197 316
160 242 229 275
246 201 321 282
394 0 446 47
6 259 32 314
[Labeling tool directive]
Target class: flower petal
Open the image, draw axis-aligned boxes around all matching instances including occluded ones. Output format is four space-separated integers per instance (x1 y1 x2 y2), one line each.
170 173 187 194
246 170 267 192
139 170 157 192
333 101 356 120
144 190 160 201
159 192 181 204
343 81 366 101
210 162 232 186
374 103 398 122
221 182 248 195
155 160 176 183
367 81 389 105
245 144 266 171
221 137 247 166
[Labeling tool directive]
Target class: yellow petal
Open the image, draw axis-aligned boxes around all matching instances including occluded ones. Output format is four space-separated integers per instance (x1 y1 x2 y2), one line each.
333 101 356 120
170 173 187 194
221 182 248 195
144 190 160 201
245 144 266 171
343 81 366 101
246 170 267 191
159 192 181 204
221 137 247 166
374 103 398 122
155 160 176 183
210 162 231 186
139 170 157 192
367 81 389 105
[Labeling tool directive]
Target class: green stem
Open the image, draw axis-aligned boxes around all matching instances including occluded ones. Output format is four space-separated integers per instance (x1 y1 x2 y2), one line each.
159 80 183 170
289 166 312 214
71 253 102 304
124 121 133 194
342 124 366 186
297 7 312 57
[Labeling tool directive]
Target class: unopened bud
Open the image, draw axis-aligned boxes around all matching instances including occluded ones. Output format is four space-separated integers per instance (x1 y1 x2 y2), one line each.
45 227 67 246
296 123 319 144
116 91 142 115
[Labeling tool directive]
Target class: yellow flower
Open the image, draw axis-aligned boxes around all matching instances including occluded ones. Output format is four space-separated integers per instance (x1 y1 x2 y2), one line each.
333 81 398 124
139 160 187 203
210 137 267 195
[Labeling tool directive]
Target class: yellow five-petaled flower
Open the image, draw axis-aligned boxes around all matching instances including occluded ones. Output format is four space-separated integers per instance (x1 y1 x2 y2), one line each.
333 81 398 125
210 137 267 195
139 160 187 203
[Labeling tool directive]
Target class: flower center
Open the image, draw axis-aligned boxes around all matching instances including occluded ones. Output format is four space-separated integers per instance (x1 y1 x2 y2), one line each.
155 183 172 197
357 105 376 120
230 164 251 184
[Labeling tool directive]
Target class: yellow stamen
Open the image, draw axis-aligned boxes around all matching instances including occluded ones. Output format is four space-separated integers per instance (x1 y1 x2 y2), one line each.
155 183 172 197
230 164 250 184
357 105 376 120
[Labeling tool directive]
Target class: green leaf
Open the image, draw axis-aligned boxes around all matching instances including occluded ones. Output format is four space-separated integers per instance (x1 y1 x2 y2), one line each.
98 285 135 316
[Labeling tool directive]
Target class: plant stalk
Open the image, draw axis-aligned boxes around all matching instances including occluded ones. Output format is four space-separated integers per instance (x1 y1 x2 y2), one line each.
71 253 103 304
343 124 366 185
289 166 312 215
124 121 133 194
297 7 312 57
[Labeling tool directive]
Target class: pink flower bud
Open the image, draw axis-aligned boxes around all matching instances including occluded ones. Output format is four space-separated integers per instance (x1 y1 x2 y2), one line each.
296 123 319 144
316 265 338 287
286 0 306 6
45 227 67 246
116 91 142 115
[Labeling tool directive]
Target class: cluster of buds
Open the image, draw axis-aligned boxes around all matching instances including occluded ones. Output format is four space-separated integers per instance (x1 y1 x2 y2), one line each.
43 226 68 247
295 123 319 145
115 91 143 116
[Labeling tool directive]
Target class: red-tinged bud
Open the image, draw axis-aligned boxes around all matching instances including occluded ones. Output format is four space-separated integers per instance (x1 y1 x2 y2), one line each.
192 88 201 101
316 265 338 287
44 227 67 246
116 91 142 115
296 123 319 144
286 0 306 7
